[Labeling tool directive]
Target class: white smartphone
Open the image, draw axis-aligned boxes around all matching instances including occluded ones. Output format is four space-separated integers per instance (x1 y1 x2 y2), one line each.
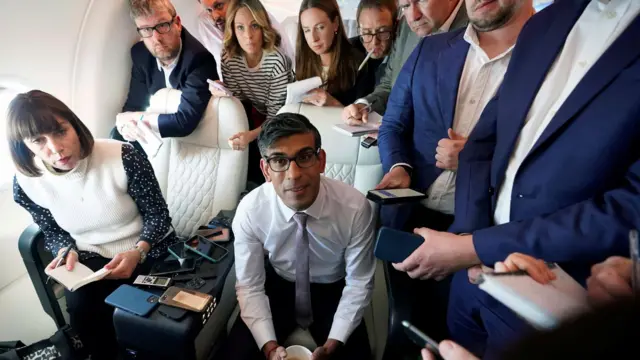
206 79 232 96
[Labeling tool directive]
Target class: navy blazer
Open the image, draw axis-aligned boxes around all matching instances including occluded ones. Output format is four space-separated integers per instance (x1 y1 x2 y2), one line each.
122 28 218 137
450 0 640 283
378 29 470 228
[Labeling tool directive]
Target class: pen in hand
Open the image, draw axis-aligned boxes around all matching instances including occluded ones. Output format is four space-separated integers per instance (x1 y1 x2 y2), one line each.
46 245 75 284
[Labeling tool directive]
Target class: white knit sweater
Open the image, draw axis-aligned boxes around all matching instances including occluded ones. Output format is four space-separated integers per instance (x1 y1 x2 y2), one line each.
16 140 143 258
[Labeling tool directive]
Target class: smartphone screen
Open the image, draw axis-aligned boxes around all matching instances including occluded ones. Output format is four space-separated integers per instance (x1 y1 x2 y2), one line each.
151 257 196 276
402 321 442 359
185 235 229 262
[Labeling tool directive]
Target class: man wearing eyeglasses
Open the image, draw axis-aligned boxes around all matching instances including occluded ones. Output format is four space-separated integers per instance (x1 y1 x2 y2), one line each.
342 0 467 125
197 0 295 79
114 0 218 149
218 113 375 360
350 0 397 85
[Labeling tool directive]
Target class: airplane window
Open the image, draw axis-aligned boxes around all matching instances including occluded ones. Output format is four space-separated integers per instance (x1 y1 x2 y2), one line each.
0 87 22 187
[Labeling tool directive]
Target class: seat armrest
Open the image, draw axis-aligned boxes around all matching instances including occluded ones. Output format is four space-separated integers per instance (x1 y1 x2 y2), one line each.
382 261 413 360
18 223 67 329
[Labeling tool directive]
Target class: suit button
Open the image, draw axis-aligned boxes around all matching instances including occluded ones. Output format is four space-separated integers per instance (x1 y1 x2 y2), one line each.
517 194 524 198
488 187 494 194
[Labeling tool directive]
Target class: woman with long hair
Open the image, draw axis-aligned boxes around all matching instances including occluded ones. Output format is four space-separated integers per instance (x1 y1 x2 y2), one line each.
8 90 176 360
296 0 375 107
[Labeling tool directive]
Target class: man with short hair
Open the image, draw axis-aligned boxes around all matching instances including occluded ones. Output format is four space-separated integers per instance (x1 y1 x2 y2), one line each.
197 0 295 78
218 113 375 360
115 0 218 148
351 0 397 85
342 0 467 124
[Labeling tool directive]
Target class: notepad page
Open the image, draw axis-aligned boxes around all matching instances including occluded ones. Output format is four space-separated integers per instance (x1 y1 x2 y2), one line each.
45 262 95 290
285 77 323 105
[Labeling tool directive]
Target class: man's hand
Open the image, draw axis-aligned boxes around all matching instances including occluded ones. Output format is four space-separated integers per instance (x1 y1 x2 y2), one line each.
393 229 477 280
435 129 467 170
376 166 411 190
421 340 479 360
262 341 286 360
342 103 370 125
104 250 140 279
303 89 342 107
587 256 633 305
311 339 341 360
494 252 556 284
116 112 147 142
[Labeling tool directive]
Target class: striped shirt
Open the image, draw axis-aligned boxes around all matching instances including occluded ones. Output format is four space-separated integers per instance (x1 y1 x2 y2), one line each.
221 49 294 122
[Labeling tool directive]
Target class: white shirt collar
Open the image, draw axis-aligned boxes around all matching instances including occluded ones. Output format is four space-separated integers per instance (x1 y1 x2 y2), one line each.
462 24 515 63
276 179 326 222
156 39 183 72
440 0 464 33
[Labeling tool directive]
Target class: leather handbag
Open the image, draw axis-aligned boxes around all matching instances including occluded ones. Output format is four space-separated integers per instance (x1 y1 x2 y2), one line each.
0 325 90 360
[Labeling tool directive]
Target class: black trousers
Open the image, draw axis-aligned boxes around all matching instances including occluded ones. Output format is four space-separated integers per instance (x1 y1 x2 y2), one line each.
217 264 371 360
383 205 454 360
64 256 152 360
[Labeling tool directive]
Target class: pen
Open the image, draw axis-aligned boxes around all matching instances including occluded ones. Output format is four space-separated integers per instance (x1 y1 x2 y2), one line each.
46 244 75 284
358 48 375 72
629 229 639 294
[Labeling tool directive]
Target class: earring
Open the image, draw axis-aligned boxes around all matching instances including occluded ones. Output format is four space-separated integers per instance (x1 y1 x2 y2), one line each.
334 30 338 35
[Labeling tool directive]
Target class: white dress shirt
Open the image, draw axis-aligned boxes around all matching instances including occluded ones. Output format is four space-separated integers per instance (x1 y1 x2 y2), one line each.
424 25 513 214
197 10 295 79
494 0 640 224
232 176 376 349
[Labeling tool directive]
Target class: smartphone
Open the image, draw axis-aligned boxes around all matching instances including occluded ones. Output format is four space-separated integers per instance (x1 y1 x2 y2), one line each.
207 227 231 242
159 286 213 312
184 235 229 262
105 284 159 317
374 227 425 263
167 241 188 260
133 275 172 289
402 321 442 360
361 136 378 148
206 79 232 96
150 257 197 276
195 227 223 238
366 188 427 205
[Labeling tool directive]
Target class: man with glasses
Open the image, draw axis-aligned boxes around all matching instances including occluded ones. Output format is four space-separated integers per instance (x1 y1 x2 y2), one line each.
351 0 397 85
197 0 294 78
342 0 467 124
219 113 375 360
115 0 217 149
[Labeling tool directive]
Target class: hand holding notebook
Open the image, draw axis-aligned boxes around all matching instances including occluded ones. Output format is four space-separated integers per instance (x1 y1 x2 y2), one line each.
45 262 112 292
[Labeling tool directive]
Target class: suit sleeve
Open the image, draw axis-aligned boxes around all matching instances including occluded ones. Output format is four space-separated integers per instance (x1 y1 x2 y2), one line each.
157 52 218 137
448 94 499 234
377 45 419 174
122 46 151 112
472 157 640 266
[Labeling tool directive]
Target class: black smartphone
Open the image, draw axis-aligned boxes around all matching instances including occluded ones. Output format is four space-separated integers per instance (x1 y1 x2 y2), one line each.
184 235 229 263
361 136 378 148
374 227 425 263
366 188 427 205
150 257 197 276
402 321 442 359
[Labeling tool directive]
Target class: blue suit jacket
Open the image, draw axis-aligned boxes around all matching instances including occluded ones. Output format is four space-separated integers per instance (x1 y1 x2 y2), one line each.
450 0 640 282
122 28 218 138
378 29 470 228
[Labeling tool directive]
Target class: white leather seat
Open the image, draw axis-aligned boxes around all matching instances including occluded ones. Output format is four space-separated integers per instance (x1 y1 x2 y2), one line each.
145 88 249 359
276 104 388 360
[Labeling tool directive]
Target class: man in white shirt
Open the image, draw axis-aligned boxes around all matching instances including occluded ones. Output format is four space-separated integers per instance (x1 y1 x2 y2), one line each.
375 0 534 356
216 113 376 360
388 0 640 358
197 0 295 78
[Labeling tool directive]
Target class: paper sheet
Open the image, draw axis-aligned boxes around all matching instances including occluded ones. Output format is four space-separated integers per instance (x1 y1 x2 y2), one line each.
285 77 323 105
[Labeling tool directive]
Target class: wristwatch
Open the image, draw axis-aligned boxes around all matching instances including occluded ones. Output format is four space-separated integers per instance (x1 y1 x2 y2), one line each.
133 245 148 264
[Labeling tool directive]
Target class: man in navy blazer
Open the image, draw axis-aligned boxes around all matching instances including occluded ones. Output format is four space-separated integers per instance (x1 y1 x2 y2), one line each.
114 0 217 145
376 0 534 353
390 0 640 358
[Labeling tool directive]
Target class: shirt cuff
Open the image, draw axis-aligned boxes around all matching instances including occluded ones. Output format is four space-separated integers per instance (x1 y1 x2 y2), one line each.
391 163 413 171
328 317 355 343
248 318 277 350
143 113 161 136
354 98 370 107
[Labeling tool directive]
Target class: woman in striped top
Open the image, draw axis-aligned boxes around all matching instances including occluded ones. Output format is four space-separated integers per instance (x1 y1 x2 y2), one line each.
209 0 294 154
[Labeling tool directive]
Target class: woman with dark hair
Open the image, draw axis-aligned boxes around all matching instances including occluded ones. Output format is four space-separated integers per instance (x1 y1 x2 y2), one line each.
8 90 176 360
295 0 375 107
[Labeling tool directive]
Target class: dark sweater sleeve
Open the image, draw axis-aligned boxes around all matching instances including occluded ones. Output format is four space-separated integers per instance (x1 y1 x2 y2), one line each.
13 177 75 257
122 144 173 247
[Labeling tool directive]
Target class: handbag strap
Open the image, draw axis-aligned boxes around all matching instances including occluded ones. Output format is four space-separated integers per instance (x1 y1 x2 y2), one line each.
0 350 20 360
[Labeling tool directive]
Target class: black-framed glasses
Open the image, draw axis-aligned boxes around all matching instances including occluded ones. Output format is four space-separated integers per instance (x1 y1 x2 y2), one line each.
359 30 393 43
137 17 175 38
264 148 320 172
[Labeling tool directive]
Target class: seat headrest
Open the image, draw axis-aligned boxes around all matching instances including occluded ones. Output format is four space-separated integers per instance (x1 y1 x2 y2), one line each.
148 88 248 149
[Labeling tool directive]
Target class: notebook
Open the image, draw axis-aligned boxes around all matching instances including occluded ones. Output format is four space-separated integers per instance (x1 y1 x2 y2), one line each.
45 262 112 292
478 264 591 329
332 112 383 137
285 77 323 105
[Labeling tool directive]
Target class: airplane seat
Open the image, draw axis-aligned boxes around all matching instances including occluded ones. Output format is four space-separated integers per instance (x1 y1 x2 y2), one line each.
141 88 249 358
247 103 386 359
281 16 299 54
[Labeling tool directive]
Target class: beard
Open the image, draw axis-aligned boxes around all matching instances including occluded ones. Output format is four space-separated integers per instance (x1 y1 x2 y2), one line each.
149 40 180 63
470 2 517 32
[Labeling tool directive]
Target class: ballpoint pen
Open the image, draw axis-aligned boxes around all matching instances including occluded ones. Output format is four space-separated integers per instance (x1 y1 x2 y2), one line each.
46 244 75 284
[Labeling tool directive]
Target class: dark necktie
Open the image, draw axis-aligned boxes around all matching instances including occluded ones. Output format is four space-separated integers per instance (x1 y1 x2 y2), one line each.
293 212 313 328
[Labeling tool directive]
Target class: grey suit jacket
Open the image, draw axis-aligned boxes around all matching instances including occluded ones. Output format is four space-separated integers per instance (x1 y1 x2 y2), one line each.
363 4 468 115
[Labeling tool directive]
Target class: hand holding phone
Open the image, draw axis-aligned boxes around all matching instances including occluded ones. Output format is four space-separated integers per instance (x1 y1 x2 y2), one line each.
207 79 232 96
403 321 443 360
374 227 425 263
366 188 427 205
